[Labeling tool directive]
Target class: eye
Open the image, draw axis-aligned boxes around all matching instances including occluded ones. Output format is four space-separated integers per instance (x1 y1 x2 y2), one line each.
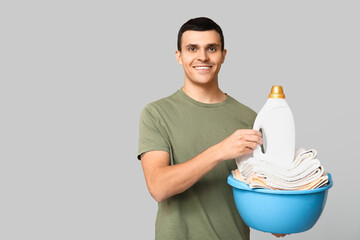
209 47 217 52
189 47 197 52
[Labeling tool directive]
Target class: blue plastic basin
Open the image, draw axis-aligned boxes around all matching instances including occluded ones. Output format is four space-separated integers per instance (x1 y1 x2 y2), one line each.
227 173 333 234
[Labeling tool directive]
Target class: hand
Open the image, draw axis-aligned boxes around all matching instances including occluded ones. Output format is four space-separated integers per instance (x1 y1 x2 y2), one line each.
272 233 288 238
216 129 263 161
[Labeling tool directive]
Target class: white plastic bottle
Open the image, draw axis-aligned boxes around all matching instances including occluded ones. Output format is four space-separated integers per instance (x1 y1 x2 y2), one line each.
252 86 295 168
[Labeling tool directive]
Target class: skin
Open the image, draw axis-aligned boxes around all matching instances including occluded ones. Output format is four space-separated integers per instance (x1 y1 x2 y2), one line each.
141 30 286 238
175 30 227 104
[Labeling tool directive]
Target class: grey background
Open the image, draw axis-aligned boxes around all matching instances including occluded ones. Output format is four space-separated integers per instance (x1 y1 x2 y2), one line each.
1 0 359 239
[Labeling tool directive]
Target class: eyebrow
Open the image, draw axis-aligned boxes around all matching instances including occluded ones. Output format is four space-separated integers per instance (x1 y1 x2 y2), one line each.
186 43 220 48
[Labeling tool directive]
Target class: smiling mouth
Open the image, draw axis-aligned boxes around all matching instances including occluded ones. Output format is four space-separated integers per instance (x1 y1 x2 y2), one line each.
194 66 212 70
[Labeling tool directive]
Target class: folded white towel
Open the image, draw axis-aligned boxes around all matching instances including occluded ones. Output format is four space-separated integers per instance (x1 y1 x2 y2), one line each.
234 148 329 190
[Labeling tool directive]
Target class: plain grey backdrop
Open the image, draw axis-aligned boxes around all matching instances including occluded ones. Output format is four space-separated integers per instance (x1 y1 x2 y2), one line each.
1 0 359 239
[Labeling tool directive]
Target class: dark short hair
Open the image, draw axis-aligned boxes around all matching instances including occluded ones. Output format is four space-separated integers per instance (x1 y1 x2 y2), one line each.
177 17 224 51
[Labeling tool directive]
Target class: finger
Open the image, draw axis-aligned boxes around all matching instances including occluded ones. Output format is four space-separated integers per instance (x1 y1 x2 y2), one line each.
272 233 287 238
245 142 258 150
242 147 253 155
237 129 262 137
238 133 263 145
244 134 263 145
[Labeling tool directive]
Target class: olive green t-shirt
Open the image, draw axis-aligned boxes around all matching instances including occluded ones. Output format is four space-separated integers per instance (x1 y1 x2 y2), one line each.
138 89 257 240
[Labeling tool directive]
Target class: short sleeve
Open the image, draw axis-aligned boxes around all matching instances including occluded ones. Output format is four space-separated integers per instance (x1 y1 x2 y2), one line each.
137 105 170 160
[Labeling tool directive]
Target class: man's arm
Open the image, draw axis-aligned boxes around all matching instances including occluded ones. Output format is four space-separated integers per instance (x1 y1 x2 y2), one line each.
141 129 263 202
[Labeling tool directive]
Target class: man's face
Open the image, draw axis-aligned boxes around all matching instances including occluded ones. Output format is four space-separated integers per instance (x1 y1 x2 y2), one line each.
176 30 227 86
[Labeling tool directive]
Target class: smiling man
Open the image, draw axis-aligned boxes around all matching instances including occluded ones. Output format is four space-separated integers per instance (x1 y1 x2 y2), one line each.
138 17 282 239
175 29 227 103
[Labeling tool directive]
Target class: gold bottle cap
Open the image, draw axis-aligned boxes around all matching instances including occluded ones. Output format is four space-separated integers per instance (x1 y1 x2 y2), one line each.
269 86 285 99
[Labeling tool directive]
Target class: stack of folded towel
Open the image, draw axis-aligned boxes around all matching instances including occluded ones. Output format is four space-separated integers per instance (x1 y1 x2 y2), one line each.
232 148 329 190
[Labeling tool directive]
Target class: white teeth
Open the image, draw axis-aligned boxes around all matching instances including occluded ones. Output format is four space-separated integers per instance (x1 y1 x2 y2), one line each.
195 66 211 70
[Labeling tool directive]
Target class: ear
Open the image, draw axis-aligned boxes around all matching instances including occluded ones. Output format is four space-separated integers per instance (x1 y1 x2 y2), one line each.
175 50 183 65
221 49 227 64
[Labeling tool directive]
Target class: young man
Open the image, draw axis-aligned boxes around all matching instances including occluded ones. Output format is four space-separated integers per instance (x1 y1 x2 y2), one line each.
138 17 285 239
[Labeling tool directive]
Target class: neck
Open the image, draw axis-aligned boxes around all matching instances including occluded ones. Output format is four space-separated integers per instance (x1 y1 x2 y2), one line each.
182 79 226 104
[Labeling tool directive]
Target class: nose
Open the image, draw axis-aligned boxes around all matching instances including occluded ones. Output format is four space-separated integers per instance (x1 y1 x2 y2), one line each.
197 49 209 61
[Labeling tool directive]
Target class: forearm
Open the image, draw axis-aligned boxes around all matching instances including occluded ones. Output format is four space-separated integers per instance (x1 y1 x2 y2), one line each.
143 144 223 202
142 129 263 202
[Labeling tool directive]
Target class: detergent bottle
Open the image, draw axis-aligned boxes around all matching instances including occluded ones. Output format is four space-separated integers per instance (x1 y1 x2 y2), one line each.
252 86 295 168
